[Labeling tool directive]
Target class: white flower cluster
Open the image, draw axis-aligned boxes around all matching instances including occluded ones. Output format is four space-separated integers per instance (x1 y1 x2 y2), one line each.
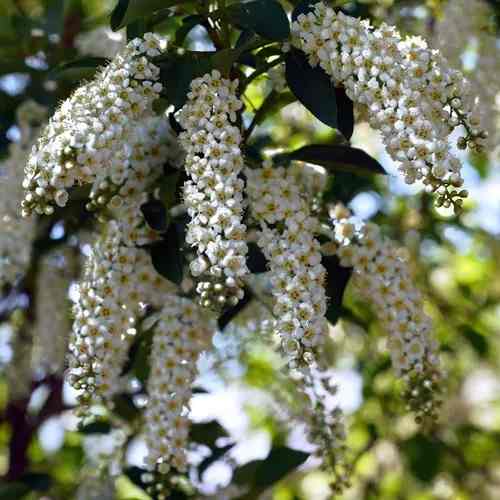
246 162 328 362
178 71 248 310
143 296 213 473
21 33 167 216
68 217 174 407
32 249 78 375
433 0 500 156
74 26 126 59
329 204 442 423
292 4 486 211
0 100 46 287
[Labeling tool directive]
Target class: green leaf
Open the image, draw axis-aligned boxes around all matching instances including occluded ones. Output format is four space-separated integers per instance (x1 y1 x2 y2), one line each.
0 482 30 499
129 330 154 383
110 0 185 31
285 48 338 129
51 57 108 78
175 14 206 45
218 288 253 331
225 0 290 40
190 421 228 448
291 0 316 21
113 394 141 421
126 18 146 40
274 144 387 176
159 53 213 109
140 200 168 232
335 86 354 140
150 223 184 285
21 472 52 491
43 0 66 35
402 435 444 482
234 447 309 497
198 444 235 478
79 421 112 434
322 255 352 326
462 327 489 357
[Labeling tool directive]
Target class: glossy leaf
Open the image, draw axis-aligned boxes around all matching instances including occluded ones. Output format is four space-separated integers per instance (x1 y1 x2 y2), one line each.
322 254 352 325
285 48 338 129
110 0 184 31
78 421 112 434
52 57 108 78
140 199 167 232
335 86 354 140
218 288 253 330
291 0 316 21
233 447 309 496
149 223 183 285
274 144 386 175
225 0 290 40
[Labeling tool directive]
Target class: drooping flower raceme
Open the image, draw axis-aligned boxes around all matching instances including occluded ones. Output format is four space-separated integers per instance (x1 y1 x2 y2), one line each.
246 162 328 362
0 100 46 287
328 204 442 424
21 33 167 216
32 249 78 375
143 296 213 473
292 4 486 211
178 71 248 310
433 0 500 156
68 216 175 407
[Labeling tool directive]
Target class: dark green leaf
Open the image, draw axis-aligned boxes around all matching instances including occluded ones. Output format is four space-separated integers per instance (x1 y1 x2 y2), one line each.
126 18 146 40
402 435 444 482
44 0 66 35
113 394 141 421
0 482 30 499
140 200 168 232
175 14 206 45
190 421 228 448
130 330 154 382
150 223 183 285
111 0 184 31
226 0 290 40
51 57 108 78
462 327 489 357
285 48 338 129
322 255 352 326
291 0 316 21
246 242 267 274
78 421 112 434
274 144 386 176
168 112 184 135
234 447 309 496
21 472 52 491
335 86 354 140
218 288 253 330
198 444 235 478
159 53 213 109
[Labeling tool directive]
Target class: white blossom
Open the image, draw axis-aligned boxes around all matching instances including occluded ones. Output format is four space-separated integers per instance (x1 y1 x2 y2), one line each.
292 4 485 211
178 71 248 309
329 204 442 423
21 33 167 216
246 161 328 362
143 295 213 472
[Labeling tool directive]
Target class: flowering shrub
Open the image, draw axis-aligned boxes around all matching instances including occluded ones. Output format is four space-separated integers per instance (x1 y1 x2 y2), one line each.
0 1 498 499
